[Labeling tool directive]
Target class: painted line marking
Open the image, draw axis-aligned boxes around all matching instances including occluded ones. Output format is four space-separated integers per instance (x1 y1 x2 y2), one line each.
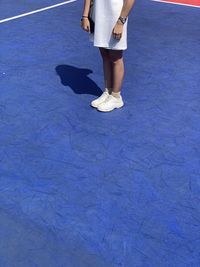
0 0 77 24
152 0 200 8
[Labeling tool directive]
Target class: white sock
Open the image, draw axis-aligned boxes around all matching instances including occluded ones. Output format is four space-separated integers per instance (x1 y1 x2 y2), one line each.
112 91 121 98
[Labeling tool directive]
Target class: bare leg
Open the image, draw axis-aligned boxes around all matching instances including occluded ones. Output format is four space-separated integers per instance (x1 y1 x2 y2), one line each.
108 50 124 93
99 48 112 94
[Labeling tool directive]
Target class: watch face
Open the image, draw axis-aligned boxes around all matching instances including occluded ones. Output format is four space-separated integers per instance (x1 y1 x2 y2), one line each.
119 17 126 24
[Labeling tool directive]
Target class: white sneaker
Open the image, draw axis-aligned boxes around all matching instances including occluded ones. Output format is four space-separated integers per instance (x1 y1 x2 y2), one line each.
97 95 124 112
90 89 110 108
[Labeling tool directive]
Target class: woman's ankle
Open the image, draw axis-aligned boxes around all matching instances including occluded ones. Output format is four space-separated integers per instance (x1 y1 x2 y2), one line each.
111 91 121 98
105 87 112 94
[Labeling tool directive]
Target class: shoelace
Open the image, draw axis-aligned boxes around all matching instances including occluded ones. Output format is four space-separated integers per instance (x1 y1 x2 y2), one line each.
103 95 113 103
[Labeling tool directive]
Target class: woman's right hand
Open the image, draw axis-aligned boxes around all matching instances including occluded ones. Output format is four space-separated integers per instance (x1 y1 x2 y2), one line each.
81 18 90 32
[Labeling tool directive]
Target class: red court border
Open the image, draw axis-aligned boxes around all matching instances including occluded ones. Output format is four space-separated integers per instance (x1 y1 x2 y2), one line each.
153 0 200 7
163 0 200 5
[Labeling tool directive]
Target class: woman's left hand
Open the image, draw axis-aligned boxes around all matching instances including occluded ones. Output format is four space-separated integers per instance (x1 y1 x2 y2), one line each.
112 23 124 40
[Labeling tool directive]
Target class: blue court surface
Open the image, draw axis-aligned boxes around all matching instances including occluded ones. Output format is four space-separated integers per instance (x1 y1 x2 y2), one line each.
0 0 200 266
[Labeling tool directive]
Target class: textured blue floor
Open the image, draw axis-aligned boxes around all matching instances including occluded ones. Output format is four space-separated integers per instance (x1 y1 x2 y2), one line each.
0 0 200 266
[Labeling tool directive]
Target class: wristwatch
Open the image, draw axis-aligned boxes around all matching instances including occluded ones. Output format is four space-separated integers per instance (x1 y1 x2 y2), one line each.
118 16 127 25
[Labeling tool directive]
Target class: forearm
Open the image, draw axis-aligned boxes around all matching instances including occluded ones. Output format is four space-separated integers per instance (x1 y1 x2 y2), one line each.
120 0 135 18
82 0 91 17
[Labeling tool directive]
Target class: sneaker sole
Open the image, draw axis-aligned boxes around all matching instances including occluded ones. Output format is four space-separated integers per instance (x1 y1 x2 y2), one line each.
90 102 105 108
90 103 98 108
97 102 124 112
90 99 110 108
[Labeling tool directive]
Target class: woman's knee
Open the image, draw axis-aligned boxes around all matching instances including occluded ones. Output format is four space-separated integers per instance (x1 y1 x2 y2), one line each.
99 48 110 61
108 50 123 64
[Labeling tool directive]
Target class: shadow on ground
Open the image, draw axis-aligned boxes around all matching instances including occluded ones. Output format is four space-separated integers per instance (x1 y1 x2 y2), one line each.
55 65 102 96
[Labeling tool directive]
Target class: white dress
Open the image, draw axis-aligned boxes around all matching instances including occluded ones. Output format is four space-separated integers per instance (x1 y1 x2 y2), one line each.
90 0 128 50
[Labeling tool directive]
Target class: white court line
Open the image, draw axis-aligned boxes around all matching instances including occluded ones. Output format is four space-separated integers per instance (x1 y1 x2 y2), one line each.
152 0 200 8
0 0 77 24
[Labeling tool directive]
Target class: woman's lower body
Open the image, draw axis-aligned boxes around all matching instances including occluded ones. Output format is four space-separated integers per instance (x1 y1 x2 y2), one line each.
91 48 125 112
90 0 127 112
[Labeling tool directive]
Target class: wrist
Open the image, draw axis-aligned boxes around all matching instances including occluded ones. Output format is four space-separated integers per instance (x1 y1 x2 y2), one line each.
81 16 88 21
117 16 127 25
117 19 124 26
